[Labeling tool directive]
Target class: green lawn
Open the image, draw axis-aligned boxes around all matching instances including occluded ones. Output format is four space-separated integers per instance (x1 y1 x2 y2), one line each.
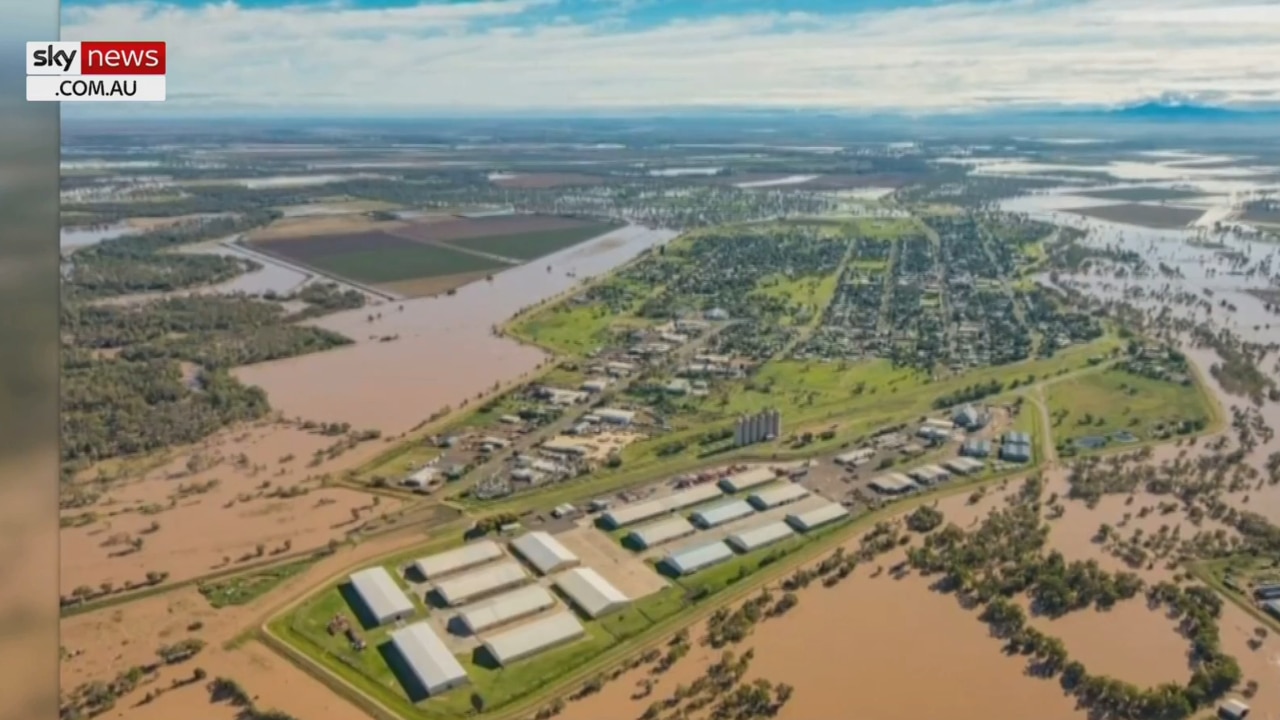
1046 368 1212 449
446 224 618 261
308 244 507 284
199 559 316 609
508 303 649 356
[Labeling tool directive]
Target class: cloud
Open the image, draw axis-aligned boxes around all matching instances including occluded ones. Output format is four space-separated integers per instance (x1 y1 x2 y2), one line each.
60 0 1280 116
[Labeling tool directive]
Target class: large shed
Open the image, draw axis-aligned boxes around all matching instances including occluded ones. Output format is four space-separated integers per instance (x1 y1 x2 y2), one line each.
482 610 585 666
869 473 916 495
690 499 755 529
555 567 629 618
717 467 778 493
433 561 529 607
666 484 727 510
747 482 810 510
786 503 851 532
601 483 725 529
411 540 503 581
510 532 579 575
627 516 697 549
454 585 556 635
662 541 735 576
348 566 415 626
726 521 795 553
389 622 469 697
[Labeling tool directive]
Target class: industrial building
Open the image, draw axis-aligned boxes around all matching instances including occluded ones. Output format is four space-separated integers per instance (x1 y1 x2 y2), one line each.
733 409 782 447
389 622 469 696
747 482 810 510
1252 583 1280 600
482 610 586 666
596 408 636 426
908 465 951 486
433 561 530 607
555 567 630 618
627 516 697 549
690 499 756 529
944 457 985 475
834 448 875 467
1000 440 1032 463
727 521 795 553
869 473 916 495
662 540 736 576
600 483 725 529
786 503 852 532
348 566 415 626
454 585 556 635
717 466 779 493
1264 600 1280 621
412 541 503 581
510 532 580 575
961 439 992 458
952 404 990 430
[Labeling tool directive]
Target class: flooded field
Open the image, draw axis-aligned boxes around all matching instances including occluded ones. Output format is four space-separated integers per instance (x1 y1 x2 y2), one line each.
234 225 675 434
60 222 136 250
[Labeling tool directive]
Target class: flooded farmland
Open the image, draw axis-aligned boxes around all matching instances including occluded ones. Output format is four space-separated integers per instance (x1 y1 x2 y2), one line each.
234 225 675 433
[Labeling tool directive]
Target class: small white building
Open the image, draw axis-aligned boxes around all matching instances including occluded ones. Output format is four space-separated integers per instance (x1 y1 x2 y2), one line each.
834 448 875 467
389 622 469 696
509 531 579 575
627 516 697 549
348 566 415 626
596 408 636 426
433 561 530 607
663 541 735 576
727 521 796 553
454 585 556 635
689 499 755 529
412 540 503 581
785 503 851 532
555 567 629 618
482 611 586 666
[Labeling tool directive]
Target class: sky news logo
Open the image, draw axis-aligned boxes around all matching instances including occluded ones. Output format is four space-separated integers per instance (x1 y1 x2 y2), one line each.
26 41 166 102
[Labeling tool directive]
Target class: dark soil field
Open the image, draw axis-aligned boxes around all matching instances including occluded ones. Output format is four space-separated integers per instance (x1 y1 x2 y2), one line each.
1078 187 1206 202
387 214 598 243
450 223 618 260
249 230 506 284
1067 202 1204 229
1241 207 1280 226
251 230 416 260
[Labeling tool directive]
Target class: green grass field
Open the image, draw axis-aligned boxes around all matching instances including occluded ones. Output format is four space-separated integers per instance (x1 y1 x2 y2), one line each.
1046 368 1212 449
446 224 618 261
308 245 507 284
199 559 317 609
508 303 650 356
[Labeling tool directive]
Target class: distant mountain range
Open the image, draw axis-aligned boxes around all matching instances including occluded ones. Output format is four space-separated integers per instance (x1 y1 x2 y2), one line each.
1062 100 1280 122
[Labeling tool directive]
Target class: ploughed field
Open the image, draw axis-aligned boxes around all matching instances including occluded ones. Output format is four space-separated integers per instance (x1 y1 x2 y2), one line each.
246 214 619 297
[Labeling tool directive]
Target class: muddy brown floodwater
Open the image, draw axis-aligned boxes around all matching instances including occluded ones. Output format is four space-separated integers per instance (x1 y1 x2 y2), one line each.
234 225 675 434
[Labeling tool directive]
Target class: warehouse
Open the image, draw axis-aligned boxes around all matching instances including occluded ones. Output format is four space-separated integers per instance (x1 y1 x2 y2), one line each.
626 516 696 549
411 540 503 581
786 503 852 532
662 540 736 576
555 567 629 618
727 521 795 553
869 473 916 495
944 457 985 475
510 532 579 575
834 448 875 467
908 465 951 486
747 482 811 510
690 499 755 529
716 467 778 493
348 566 415 626
961 439 992 458
433 561 529 607
596 408 636 426
600 484 725 529
454 585 556 635
389 622 469 697
482 610 586 666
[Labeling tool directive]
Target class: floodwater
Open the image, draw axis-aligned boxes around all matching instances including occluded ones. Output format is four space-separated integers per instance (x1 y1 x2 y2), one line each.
236 173 393 189
60 222 135 250
734 175 820 189
233 225 676 433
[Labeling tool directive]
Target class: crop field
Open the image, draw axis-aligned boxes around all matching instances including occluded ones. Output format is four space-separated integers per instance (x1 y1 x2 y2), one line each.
1046 368 1213 452
451 224 619 261
1066 203 1204 229
1078 187 1207 203
388 215 605 244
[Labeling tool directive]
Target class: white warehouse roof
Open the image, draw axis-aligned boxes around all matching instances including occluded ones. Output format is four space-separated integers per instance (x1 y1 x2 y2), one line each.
747 482 811 510
348 566 415 626
786 503 851 532
663 540 735 576
690 499 755 529
510 532 579 575
389 622 469 696
717 467 777 493
555 567 629 618
727 521 795 553
455 585 556 635
434 561 529 606
665 483 726 510
627 516 696 549
602 483 725 528
412 540 503 580
482 610 585 666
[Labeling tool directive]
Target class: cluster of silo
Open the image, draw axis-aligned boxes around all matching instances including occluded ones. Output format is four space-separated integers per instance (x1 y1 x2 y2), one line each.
733 408 782 447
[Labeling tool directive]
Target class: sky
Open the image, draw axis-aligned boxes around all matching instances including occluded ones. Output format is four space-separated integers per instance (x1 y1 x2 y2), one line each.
58 0 1280 116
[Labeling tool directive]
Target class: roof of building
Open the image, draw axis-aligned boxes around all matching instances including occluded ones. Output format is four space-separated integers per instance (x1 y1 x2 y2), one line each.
1004 431 1031 445
434 561 529 605
870 473 916 493
664 541 735 575
455 585 556 634
834 448 875 465
786 503 851 531
483 610 585 666
542 438 589 454
389 622 468 694
597 408 636 421
664 483 725 510
963 439 992 449
717 467 778 492
602 499 668 528
510 532 579 575
690 499 756 528
910 464 950 481
349 566 415 621
628 516 696 547
413 541 503 580
555 567 629 618
747 482 811 509
727 521 795 552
